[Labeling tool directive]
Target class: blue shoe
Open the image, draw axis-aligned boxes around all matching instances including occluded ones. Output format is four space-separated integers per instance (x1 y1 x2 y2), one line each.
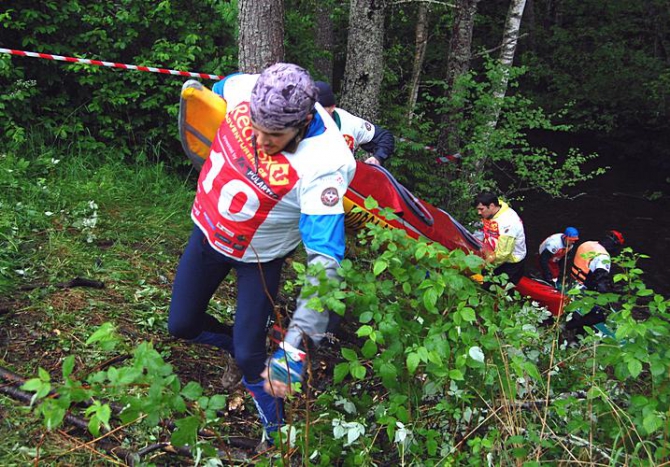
268 342 306 386
243 377 284 440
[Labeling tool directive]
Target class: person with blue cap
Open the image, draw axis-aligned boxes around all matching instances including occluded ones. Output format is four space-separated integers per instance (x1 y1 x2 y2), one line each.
169 63 356 445
314 81 395 166
538 227 580 286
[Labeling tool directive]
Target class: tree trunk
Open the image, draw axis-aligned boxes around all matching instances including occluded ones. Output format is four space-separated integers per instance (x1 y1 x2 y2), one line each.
314 1 335 82
238 0 285 73
489 0 527 129
437 0 480 155
340 0 387 122
407 3 430 124
524 0 536 51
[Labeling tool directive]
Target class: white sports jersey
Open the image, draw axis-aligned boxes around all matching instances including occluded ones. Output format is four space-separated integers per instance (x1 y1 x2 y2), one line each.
192 74 356 262
539 233 571 262
481 201 527 263
334 107 376 152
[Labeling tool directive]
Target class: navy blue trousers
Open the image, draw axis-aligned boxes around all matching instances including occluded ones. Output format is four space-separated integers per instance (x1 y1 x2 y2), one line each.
168 226 286 382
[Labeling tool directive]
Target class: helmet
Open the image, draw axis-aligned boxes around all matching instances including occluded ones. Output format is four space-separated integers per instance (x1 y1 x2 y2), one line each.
315 81 336 107
607 230 625 246
563 226 579 241
250 63 317 131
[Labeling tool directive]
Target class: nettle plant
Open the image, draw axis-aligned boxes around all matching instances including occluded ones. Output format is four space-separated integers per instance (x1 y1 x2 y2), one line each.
285 201 670 465
21 323 227 463
283 201 547 465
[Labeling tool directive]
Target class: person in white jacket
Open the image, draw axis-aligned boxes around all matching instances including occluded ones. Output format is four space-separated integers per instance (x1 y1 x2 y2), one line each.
169 63 356 443
475 192 527 285
315 81 395 166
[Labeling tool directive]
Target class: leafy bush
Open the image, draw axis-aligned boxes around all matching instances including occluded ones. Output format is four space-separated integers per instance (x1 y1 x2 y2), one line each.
277 202 670 465
0 0 238 165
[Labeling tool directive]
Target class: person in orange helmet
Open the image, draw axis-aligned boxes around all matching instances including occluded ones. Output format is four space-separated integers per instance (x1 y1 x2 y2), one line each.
565 230 625 333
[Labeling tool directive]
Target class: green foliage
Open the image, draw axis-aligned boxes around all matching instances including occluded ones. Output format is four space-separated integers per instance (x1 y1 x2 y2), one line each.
518 0 670 134
21 322 225 460
389 57 606 220
0 0 238 164
2 137 668 465
276 217 670 465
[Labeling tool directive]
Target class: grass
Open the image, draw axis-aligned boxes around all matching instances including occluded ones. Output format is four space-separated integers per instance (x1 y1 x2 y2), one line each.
0 139 255 465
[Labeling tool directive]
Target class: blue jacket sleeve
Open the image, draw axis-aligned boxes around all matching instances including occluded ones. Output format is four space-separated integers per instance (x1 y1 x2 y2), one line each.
360 124 395 163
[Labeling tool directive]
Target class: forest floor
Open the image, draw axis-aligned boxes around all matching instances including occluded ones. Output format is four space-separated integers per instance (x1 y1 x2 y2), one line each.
0 155 356 465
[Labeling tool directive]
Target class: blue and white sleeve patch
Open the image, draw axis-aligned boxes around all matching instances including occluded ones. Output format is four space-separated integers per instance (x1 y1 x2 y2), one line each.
299 213 346 263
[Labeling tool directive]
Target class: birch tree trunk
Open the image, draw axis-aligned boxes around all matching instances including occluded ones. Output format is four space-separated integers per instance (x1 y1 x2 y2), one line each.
340 0 387 122
314 1 335 82
488 0 527 128
238 0 285 73
470 0 526 182
407 3 430 124
436 0 480 154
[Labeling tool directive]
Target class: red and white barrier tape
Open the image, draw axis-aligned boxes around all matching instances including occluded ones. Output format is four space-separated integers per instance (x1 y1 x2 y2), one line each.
0 48 225 81
2 47 462 162
396 137 461 164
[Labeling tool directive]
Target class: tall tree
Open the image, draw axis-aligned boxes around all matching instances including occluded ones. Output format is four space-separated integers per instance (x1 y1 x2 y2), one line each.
340 0 387 122
314 1 335 82
488 0 527 129
238 0 285 73
407 3 430 124
436 0 480 155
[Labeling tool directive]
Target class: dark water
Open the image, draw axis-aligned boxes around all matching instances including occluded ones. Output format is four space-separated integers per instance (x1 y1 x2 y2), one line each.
517 132 669 296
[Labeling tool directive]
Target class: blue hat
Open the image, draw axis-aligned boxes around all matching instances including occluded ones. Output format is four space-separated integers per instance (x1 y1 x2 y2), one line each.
563 227 579 240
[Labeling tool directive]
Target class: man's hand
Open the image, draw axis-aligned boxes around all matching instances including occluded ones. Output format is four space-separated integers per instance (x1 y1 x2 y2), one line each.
364 156 381 166
262 342 306 398
261 367 292 398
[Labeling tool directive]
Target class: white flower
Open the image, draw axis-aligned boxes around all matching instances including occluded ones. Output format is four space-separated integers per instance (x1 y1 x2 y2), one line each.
468 346 485 363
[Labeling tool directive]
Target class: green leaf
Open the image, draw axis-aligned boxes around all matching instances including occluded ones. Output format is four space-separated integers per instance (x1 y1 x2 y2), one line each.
85 322 116 345
333 363 349 383
627 358 643 378
364 196 379 210
350 364 366 380
181 381 203 400
406 352 420 374
373 259 388 276
357 325 373 337
361 339 378 359
171 416 200 447
38 367 51 382
208 394 227 412
359 311 374 323
449 369 464 380
379 362 397 380
643 412 663 434
62 356 75 379
341 348 358 362
460 307 476 323
21 378 45 392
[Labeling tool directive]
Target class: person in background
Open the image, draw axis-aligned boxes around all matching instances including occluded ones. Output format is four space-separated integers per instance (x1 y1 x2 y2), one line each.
314 81 395 166
169 63 356 444
570 230 624 293
565 230 625 333
474 192 527 285
538 226 580 286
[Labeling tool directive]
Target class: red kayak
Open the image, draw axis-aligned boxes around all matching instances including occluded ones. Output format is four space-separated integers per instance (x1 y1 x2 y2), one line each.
346 162 568 316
